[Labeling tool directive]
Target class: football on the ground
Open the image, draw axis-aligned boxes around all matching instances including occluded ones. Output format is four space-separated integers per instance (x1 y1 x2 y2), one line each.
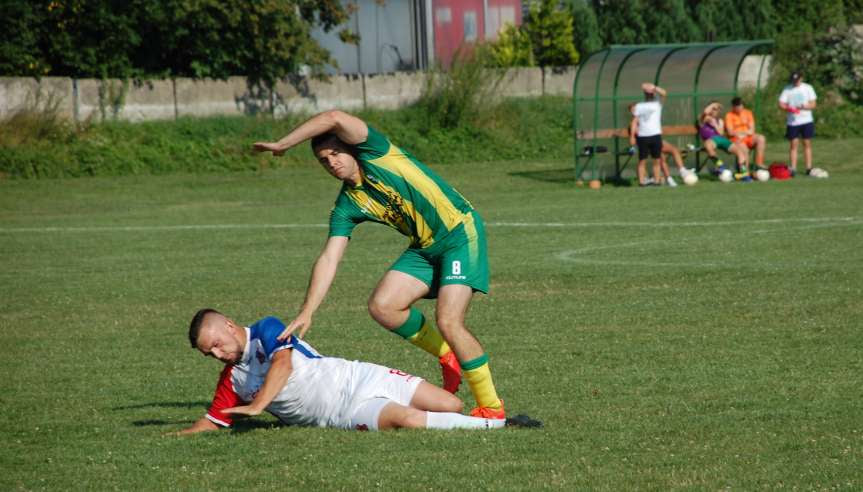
719 169 733 182
755 169 770 182
810 167 829 178
682 172 699 186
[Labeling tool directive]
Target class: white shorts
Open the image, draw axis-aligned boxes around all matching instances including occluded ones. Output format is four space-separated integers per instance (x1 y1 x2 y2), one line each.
345 363 423 431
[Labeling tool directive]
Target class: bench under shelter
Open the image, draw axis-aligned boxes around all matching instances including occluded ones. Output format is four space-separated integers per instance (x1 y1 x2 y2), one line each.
572 40 773 183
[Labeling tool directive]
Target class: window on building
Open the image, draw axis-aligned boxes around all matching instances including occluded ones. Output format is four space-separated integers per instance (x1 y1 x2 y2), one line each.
464 11 477 41
436 7 451 24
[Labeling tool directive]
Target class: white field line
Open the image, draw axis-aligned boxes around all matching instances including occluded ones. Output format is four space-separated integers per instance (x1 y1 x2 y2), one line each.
0 216 859 234
555 218 863 267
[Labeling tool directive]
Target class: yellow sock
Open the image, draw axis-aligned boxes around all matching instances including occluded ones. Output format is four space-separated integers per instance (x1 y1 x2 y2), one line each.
408 320 451 357
393 307 451 357
462 354 502 409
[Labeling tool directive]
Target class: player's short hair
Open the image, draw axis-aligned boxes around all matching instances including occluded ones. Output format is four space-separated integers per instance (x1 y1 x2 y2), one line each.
310 132 343 152
189 308 221 348
731 96 743 107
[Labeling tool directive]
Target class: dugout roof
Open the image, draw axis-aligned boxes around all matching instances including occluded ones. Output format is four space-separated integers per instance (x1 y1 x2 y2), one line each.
572 40 773 181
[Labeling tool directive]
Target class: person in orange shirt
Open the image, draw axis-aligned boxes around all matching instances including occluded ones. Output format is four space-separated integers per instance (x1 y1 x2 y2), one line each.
724 97 767 169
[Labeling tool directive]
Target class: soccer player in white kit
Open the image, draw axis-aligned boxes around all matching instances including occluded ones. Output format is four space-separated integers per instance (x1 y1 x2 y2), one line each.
174 309 535 434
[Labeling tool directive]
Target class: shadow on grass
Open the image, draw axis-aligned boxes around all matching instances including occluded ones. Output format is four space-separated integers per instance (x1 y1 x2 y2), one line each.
131 417 286 433
133 419 196 427
231 419 287 434
508 168 574 184
113 401 210 411
509 168 638 187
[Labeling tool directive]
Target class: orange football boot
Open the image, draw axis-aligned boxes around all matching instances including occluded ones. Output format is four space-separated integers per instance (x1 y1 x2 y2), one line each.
438 351 462 394
470 399 505 419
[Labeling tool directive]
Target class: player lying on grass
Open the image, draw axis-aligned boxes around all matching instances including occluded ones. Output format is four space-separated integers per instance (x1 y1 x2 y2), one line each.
252 110 505 420
172 309 540 435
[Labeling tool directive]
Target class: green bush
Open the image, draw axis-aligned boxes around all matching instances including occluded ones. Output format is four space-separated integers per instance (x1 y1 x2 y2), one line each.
415 47 506 130
0 96 576 179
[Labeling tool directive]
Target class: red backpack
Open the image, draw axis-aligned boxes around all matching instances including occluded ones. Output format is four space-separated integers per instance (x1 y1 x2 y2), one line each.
769 162 792 180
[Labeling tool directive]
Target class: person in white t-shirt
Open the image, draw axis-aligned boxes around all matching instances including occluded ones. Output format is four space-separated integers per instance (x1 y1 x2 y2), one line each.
171 309 540 435
778 71 817 176
631 82 667 186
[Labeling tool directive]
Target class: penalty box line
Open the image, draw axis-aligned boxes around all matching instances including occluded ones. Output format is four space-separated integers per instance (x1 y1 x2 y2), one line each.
0 216 858 234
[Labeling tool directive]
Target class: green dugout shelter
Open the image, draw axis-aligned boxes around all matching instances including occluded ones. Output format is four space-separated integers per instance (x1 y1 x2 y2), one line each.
572 40 773 182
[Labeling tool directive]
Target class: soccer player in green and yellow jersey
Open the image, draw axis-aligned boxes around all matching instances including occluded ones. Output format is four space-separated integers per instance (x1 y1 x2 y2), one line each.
252 110 505 419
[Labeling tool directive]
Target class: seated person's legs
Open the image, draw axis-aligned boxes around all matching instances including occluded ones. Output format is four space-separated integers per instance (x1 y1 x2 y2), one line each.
662 141 686 170
754 133 766 167
703 138 718 158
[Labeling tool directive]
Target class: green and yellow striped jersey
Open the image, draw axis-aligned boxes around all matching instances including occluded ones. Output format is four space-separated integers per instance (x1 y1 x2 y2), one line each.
328 126 474 249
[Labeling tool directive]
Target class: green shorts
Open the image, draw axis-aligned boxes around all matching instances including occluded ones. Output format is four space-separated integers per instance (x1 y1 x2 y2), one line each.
390 210 489 299
710 135 733 151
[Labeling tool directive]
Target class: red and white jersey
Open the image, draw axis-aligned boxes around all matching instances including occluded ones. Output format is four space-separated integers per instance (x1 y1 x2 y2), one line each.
204 317 416 429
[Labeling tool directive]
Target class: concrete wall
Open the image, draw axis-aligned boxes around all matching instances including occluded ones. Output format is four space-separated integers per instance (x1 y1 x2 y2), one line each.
0 77 74 120
737 55 771 89
0 56 772 122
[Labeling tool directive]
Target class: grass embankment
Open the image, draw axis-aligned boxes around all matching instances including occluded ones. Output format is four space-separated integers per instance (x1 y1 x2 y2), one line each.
0 96 575 179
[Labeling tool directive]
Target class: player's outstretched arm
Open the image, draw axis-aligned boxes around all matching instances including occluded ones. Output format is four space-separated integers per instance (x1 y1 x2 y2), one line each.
278 235 349 341
222 349 293 417
252 110 368 155
654 85 667 104
168 417 220 436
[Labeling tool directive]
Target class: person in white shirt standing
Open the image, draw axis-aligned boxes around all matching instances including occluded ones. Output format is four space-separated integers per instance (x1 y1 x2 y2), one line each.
778 71 817 176
632 82 668 187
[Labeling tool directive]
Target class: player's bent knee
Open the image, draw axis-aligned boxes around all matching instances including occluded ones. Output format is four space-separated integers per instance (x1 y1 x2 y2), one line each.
443 394 464 413
367 296 393 323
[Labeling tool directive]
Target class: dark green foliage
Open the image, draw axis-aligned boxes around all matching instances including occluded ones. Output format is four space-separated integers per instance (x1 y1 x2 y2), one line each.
0 0 353 86
640 0 700 44
569 1 602 56
772 0 847 33
739 0 778 40
847 0 863 23
595 0 648 45
0 1 47 77
691 0 746 41
805 27 863 105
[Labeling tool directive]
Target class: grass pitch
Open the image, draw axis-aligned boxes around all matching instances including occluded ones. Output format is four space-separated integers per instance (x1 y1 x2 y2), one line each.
1 138 862 490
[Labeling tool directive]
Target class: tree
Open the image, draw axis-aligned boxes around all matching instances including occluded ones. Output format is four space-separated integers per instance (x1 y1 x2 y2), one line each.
569 0 602 56
772 0 846 34
595 0 647 45
0 1 48 76
737 0 778 40
847 0 863 24
0 0 354 87
134 0 353 87
523 0 580 66
487 23 535 67
640 0 700 43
